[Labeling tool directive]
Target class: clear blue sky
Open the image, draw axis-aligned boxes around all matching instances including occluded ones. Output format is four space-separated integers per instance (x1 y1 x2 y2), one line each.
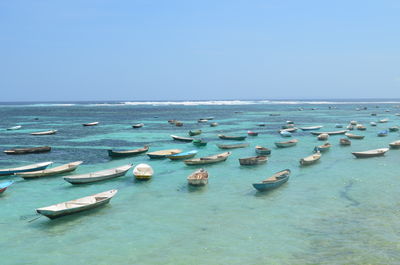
1 0 399 101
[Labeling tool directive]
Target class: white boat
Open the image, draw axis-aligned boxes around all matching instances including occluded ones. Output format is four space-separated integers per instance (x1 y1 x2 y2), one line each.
30 130 58 135
300 152 321 165
299 126 323 131
36 189 118 219
352 148 389 158
317 133 329 140
64 164 133 184
133 164 154 180
0 161 53 176
187 169 208 186
83 122 99 126
17 161 83 179
6 125 22 130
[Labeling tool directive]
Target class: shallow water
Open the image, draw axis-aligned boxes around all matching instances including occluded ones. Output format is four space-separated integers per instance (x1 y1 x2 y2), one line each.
1 101 400 265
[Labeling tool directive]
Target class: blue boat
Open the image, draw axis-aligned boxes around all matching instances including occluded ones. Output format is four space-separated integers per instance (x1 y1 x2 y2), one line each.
167 150 198 160
0 180 14 194
280 131 292 137
377 130 388 137
252 169 291 192
0 161 53 176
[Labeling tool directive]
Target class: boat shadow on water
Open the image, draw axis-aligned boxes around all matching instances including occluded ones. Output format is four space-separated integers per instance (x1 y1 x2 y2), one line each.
176 183 208 193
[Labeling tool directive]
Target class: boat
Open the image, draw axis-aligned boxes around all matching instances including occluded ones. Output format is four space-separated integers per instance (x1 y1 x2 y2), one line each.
255 146 271 155
379 119 389 123
187 169 208 186
175 121 183 127
252 169 290 192
345 133 365 139
218 134 247 141
352 148 389 158
335 124 343 128
184 152 231 165
210 122 219 127
189 130 202 136
64 164 133 184
389 140 400 149
257 123 266 127
17 161 83 179
371 113 377 116
275 139 298 148
132 123 144 128
247 131 258 136
239 156 268 166
299 125 323 131
0 180 14 194
346 125 354 130
107 145 149 158
167 150 198 160
350 121 358 125
280 131 292 137
4 146 51 155
370 122 377 126
216 143 249 149
0 161 53 176
269 113 280 116
280 127 297 133
192 139 207 146
36 189 117 219
171 135 194 142
147 149 182 159
82 122 99 126
340 138 351 146
389 126 399 132
317 133 329 140
311 130 348 136
168 119 177 124
6 125 21 130
286 121 294 125
30 130 58 135
356 124 366 131
300 152 321 165
198 119 208 123
133 164 154 180
314 142 331 152
281 124 295 129
377 130 388 137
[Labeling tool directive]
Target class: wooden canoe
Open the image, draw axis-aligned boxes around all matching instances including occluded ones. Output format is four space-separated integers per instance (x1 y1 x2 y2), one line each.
345 133 364 139
189 130 202 136
4 146 51 155
0 180 14 194
0 161 53 176
147 149 182 159
171 135 194 142
82 122 99 126
184 152 231 165
247 131 259 136
356 125 367 131
6 125 22 130
352 148 389 158
300 152 321 165
132 123 144 128
299 126 323 131
317 133 329 140
36 189 118 219
255 146 271 155
280 127 297 133
218 134 247 141
64 164 133 184
252 169 290 192
133 163 153 180
167 150 198 160
187 169 208 186
239 156 268 166
30 130 57 135
108 146 149 158
389 126 399 132
275 139 298 148
340 138 351 146
314 142 331 152
217 143 249 149
16 161 83 179
389 140 400 149
280 131 292 137
311 130 347 136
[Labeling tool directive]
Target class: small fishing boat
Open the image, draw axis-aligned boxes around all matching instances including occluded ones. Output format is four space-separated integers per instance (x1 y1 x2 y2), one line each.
107 146 149 158
346 124 354 130
210 122 219 127
350 121 358 125
252 169 290 192
17 161 83 179
281 124 295 129
64 164 132 184
257 123 266 127
133 164 154 180
314 142 331 152
192 139 207 146
255 146 271 155
147 149 182 159
0 180 14 194
311 130 348 136
335 124 343 128
6 125 22 130
198 119 208 123
132 123 144 128
379 119 389 123
389 126 399 132
184 152 231 165
171 135 194 142
167 150 198 160
247 131 258 136
4 146 51 155
352 148 389 158
377 130 388 137
340 138 351 146
30 130 58 135
300 152 321 165
370 122 377 126
175 121 184 127
356 124 366 131
82 122 99 126
389 140 400 149
218 134 247 141
286 120 294 125
275 139 298 148
36 189 118 219
280 127 297 133
317 133 329 141
168 119 177 124
187 169 208 186
345 133 365 139
371 113 377 116
280 131 292 137
216 143 249 149
299 125 323 131
189 130 202 136
239 156 268 166
0 161 53 176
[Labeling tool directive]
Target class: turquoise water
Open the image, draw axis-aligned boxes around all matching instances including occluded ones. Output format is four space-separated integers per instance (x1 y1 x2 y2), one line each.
1 101 400 264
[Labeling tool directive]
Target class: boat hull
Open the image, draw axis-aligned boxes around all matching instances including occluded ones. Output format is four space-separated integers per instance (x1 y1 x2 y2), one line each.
253 176 289 192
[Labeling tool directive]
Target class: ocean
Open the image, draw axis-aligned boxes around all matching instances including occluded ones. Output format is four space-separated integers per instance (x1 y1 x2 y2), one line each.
1 100 400 265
